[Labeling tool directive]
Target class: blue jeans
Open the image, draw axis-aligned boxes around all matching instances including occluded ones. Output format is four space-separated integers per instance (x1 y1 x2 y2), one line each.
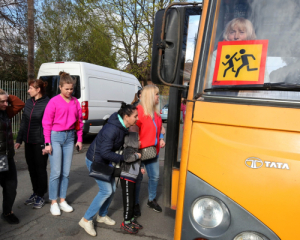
135 155 159 203
49 130 75 200
84 158 116 220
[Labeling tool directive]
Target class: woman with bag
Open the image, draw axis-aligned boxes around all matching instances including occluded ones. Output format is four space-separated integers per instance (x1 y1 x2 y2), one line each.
135 84 165 214
42 71 83 216
0 90 25 224
15 79 50 209
79 103 138 237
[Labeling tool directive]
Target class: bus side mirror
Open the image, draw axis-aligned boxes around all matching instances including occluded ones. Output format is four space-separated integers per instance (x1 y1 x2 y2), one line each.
151 8 182 85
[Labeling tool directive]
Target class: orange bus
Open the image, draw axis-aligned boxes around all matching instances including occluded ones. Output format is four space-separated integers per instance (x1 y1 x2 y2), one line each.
151 1 300 239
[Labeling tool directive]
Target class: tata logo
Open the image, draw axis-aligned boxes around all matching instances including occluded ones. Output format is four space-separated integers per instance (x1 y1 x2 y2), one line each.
245 157 290 170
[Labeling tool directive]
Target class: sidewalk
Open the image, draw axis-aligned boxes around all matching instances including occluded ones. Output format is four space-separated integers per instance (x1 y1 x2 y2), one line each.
0 134 175 240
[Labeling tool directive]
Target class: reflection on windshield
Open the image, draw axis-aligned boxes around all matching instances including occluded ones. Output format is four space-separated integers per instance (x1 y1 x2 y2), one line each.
182 13 201 83
200 0 300 101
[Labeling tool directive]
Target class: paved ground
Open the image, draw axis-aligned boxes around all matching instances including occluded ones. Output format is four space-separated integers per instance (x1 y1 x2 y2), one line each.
0 123 177 240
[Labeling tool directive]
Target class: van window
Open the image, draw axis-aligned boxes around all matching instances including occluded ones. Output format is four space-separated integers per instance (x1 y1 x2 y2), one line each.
89 77 135 103
40 75 81 99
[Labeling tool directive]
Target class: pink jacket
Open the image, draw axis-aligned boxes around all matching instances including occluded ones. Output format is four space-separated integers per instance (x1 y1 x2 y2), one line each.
42 95 83 143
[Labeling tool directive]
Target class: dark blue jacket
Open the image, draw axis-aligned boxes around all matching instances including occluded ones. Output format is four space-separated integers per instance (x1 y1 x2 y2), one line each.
86 112 128 165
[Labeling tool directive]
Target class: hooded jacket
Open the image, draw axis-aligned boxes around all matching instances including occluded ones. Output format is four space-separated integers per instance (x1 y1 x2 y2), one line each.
86 112 128 165
120 132 141 182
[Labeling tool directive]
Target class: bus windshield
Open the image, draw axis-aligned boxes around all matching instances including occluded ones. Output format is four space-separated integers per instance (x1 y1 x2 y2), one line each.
199 0 300 102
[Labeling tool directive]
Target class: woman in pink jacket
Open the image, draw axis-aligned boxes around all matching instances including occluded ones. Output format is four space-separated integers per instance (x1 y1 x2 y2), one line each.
42 71 83 216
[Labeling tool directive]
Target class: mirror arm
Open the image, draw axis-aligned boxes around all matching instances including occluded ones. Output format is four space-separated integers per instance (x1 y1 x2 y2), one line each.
157 2 202 89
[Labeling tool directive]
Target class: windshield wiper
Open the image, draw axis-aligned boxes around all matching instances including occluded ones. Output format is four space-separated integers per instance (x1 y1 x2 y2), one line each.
204 82 300 92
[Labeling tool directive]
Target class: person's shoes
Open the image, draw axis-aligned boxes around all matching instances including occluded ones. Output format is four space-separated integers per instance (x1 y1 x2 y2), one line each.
120 221 138 234
96 215 115 225
33 196 45 209
131 218 143 229
147 199 162 213
1 213 19 224
24 193 37 205
59 201 73 212
79 217 96 236
133 204 141 217
50 203 61 216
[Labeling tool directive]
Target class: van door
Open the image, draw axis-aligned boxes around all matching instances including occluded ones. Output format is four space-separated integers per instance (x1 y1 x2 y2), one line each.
87 77 124 133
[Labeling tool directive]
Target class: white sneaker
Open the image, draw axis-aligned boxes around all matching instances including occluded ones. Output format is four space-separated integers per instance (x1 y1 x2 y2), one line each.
79 218 96 237
59 201 73 213
96 215 116 225
50 203 61 216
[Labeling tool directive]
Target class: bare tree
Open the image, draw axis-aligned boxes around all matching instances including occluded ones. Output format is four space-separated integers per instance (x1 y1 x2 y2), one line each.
0 0 28 81
75 0 171 85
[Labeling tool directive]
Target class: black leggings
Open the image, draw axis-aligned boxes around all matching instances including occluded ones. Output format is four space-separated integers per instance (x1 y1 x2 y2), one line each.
121 179 136 221
0 158 17 214
25 143 48 197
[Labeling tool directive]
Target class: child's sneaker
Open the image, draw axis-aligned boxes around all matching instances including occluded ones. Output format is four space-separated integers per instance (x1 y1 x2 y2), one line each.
24 193 37 205
120 221 138 234
131 218 143 229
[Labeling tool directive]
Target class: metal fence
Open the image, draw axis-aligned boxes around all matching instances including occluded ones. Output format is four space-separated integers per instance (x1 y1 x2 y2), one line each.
0 81 28 134
1 81 169 134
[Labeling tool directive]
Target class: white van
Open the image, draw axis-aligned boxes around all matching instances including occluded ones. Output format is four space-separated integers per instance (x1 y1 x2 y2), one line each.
37 62 141 134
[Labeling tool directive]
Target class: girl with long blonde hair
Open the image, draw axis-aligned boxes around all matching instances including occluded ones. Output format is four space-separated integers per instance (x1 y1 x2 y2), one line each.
134 84 165 215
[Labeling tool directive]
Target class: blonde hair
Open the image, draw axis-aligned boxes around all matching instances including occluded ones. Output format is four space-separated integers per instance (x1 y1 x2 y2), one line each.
0 89 8 96
139 84 160 118
223 18 256 41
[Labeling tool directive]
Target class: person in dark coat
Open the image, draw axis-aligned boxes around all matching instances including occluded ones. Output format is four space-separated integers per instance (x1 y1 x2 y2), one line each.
0 89 25 224
79 103 138 237
15 79 50 209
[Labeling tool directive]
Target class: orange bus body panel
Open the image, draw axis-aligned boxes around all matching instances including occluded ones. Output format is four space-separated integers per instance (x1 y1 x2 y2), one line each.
187 101 300 239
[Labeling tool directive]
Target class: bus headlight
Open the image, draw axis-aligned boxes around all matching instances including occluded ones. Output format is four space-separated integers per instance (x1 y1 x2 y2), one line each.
192 197 224 228
234 232 266 240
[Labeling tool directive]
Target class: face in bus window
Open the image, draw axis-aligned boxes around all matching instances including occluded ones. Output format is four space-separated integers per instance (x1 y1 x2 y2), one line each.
223 18 256 42
227 26 248 41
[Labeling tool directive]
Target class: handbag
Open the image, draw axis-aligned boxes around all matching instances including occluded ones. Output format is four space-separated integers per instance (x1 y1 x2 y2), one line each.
140 146 157 161
75 120 80 131
73 97 81 131
88 140 114 182
0 125 9 172
0 155 8 172
89 161 114 182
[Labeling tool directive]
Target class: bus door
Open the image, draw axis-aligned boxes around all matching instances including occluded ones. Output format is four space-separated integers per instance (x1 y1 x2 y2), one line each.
151 3 202 209
152 0 300 239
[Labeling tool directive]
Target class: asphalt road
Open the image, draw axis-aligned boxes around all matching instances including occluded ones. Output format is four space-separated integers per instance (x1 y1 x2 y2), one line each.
0 123 177 240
